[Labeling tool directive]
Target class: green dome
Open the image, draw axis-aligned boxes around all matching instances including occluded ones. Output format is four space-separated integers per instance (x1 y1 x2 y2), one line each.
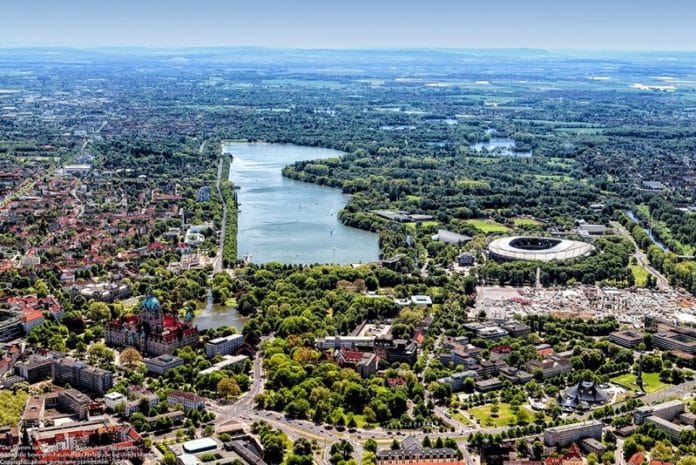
142 295 161 312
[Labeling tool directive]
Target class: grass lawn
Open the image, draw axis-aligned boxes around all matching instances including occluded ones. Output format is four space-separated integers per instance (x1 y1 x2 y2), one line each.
469 403 535 427
611 372 669 394
629 264 649 287
465 219 511 233
448 409 471 425
404 221 439 230
512 217 541 227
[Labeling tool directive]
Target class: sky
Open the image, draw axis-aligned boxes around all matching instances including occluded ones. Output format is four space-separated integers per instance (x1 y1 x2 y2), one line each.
1 0 695 51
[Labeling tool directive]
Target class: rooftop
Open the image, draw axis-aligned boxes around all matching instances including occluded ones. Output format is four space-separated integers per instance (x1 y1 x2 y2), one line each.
182 437 218 454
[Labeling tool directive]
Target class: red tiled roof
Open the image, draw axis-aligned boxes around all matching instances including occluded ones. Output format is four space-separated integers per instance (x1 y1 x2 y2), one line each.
628 452 646 465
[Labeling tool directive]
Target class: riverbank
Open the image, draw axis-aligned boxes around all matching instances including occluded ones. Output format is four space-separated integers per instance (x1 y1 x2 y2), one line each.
218 152 239 268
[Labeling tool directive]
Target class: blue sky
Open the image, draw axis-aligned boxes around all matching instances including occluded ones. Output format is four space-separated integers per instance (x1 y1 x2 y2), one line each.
2 0 695 50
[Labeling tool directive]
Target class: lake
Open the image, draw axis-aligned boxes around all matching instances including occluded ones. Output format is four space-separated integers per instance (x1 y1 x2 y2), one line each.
193 289 248 332
470 138 533 157
223 142 380 264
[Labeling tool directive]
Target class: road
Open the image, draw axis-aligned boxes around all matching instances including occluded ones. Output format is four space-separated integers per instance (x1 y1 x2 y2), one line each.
213 144 227 273
611 221 669 289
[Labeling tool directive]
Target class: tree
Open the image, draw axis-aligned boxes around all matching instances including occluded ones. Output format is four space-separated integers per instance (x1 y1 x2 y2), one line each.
163 451 177 465
293 438 313 457
364 439 378 453
532 441 543 460
462 377 475 393
88 342 114 366
88 301 111 322
391 439 400 450
120 347 142 368
217 377 241 399
330 440 354 465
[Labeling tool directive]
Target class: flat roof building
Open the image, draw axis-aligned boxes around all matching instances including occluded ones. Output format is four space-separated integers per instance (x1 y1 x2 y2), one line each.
609 330 645 348
544 420 603 447
144 354 184 375
653 330 696 354
182 437 218 454
205 334 244 358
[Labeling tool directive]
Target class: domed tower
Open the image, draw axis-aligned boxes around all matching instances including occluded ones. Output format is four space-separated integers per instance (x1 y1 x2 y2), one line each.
140 289 163 334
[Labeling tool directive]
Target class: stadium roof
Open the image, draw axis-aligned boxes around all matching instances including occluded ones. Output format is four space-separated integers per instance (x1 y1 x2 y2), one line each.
488 236 594 262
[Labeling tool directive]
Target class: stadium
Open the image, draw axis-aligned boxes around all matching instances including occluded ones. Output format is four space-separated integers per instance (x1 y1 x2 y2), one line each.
488 236 594 262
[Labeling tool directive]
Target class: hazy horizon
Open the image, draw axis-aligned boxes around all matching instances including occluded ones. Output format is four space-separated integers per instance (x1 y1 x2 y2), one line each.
2 0 695 52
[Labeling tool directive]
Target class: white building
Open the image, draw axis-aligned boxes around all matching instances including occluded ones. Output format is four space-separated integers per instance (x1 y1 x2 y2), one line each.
205 334 244 358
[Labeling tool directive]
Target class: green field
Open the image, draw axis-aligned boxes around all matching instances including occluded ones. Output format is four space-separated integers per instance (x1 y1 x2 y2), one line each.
469 403 535 427
611 372 668 394
533 174 574 182
629 264 649 287
448 409 471 425
405 221 439 230
465 219 511 233
512 217 541 227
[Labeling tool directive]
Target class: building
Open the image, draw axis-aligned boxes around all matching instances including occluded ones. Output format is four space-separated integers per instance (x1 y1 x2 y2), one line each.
463 322 508 339
543 420 603 447
167 390 205 412
104 392 126 411
59 388 91 420
22 395 45 428
14 354 53 383
634 400 685 425
315 336 375 351
557 381 609 411
144 354 185 375
376 339 419 365
21 389 91 426
475 378 503 392
645 415 692 442
653 330 696 354
609 330 645 348
183 437 219 454
28 419 144 464
376 436 463 465
500 320 531 337
0 311 23 342
105 292 199 355
410 295 433 306
577 223 608 236
78 282 132 302
527 355 573 379
335 349 379 378
205 333 244 358
437 371 478 392
498 366 533 384
457 253 475 267
433 230 472 245
52 357 113 395
581 438 607 456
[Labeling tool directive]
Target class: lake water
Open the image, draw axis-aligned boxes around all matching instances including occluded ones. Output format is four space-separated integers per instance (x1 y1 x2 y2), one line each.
193 289 248 332
224 142 380 264
471 138 533 157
